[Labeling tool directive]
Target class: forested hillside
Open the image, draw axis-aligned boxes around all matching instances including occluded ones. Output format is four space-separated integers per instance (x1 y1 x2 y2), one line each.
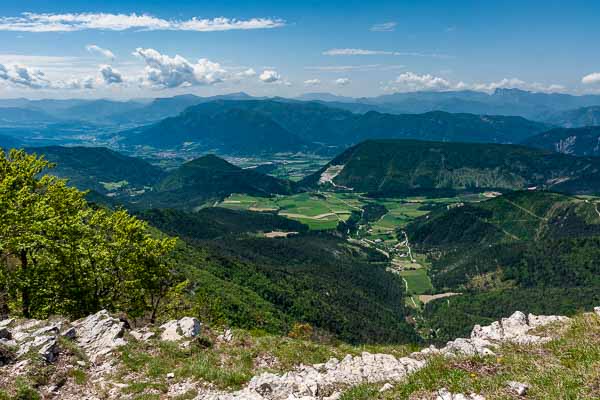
405 191 600 341
119 100 550 153
522 126 600 156
303 139 600 196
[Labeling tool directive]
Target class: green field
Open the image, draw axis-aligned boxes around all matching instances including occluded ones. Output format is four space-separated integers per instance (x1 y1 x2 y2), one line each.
399 269 433 295
219 192 363 230
218 192 487 233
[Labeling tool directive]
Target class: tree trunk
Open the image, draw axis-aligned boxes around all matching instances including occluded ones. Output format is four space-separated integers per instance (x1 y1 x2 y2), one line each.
20 250 30 318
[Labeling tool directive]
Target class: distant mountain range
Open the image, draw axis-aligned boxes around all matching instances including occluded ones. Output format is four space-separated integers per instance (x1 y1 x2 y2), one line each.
302 139 600 196
542 106 600 128
3 88 600 130
119 99 550 154
299 88 600 120
522 126 600 156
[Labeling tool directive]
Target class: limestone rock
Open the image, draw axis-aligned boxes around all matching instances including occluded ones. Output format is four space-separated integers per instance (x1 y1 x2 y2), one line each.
72 310 126 362
435 388 485 400
160 317 201 342
507 381 529 396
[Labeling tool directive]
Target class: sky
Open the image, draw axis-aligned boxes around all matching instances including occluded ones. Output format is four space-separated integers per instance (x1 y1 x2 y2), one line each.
1 0 600 99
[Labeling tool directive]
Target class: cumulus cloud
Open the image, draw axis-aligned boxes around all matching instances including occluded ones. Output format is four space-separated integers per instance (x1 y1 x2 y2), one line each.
0 63 49 88
99 65 123 85
469 78 565 93
382 72 565 94
259 69 281 83
304 79 321 86
0 12 285 32
61 77 95 90
392 72 451 91
133 48 226 88
323 48 451 58
86 44 115 59
236 68 257 78
582 72 600 85
334 78 350 86
370 22 396 32
0 62 96 90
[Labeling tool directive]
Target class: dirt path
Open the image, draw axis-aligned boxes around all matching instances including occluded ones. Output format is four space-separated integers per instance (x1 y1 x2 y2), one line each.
419 292 461 304
279 212 337 220
503 198 547 221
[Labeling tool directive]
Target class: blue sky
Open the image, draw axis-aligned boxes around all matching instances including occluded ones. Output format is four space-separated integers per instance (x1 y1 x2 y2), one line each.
1 0 600 99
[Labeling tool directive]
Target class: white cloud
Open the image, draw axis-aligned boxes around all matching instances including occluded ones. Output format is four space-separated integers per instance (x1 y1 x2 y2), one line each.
0 63 49 88
334 78 350 86
382 72 565 94
236 68 257 78
469 78 565 93
392 72 451 91
323 48 451 58
61 77 95 90
370 22 397 32
0 13 285 32
0 62 96 90
86 44 115 59
133 48 226 88
259 69 281 83
303 79 321 86
99 65 123 85
582 72 600 85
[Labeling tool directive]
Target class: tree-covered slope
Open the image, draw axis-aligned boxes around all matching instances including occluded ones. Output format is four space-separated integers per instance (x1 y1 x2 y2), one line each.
122 103 310 154
138 207 308 240
118 100 550 153
405 191 600 341
302 139 600 196
135 155 296 210
522 126 600 156
543 106 600 128
25 146 164 193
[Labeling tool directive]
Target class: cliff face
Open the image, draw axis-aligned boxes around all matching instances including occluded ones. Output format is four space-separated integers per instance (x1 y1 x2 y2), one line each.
1 307 599 400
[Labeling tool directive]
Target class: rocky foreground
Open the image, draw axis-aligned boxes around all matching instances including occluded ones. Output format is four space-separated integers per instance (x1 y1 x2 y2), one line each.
1 307 599 400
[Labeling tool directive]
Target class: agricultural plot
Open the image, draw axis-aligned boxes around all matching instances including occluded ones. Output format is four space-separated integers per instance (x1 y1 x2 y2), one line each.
219 192 363 230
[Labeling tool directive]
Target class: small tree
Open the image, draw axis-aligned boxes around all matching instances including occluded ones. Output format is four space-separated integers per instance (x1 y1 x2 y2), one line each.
0 149 177 320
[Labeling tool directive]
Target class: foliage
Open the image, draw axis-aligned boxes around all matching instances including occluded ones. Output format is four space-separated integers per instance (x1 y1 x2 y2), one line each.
0 149 176 320
302 140 600 196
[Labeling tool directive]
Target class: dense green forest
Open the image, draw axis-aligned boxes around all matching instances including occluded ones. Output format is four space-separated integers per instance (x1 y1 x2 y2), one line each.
303 140 600 196
406 191 600 342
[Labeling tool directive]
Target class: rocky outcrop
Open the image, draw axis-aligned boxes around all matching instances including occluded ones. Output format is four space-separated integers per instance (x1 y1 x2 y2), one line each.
72 310 127 362
160 317 201 342
0 308 595 400
438 311 570 357
195 310 575 400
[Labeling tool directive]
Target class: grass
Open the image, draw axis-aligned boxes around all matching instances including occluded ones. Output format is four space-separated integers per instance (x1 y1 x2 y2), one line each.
113 328 414 396
338 312 600 399
399 269 433 295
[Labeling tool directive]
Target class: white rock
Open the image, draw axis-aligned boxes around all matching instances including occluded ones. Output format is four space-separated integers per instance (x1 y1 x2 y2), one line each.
594 306 600 316
130 328 155 342
507 381 529 396
167 372 175 379
72 310 126 362
160 317 201 342
379 382 394 392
